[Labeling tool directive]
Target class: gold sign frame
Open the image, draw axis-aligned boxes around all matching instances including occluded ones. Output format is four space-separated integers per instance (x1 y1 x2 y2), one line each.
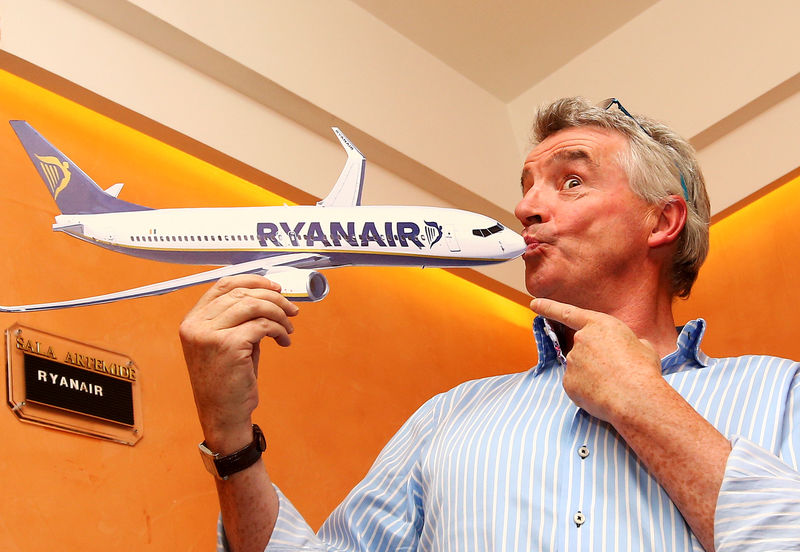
6 323 142 445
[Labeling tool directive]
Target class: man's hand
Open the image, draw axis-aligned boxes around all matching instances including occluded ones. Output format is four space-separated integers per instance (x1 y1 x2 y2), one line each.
179 274 299 452
531 297 729 551
530 296 666 425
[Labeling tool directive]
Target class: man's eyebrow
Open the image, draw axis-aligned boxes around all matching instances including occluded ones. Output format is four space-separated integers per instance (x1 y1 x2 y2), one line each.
520 148 598 190
547 148 598 167
520 168 531 190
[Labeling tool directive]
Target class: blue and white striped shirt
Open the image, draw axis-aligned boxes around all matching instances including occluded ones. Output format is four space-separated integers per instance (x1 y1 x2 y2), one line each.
235 318 800 551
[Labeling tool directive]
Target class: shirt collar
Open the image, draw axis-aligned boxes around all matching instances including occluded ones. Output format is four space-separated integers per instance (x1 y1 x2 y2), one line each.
661 318 710 373
532 315 709 376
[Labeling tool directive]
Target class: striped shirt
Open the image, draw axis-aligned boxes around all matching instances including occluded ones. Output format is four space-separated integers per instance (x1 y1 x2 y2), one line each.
229 318 800 551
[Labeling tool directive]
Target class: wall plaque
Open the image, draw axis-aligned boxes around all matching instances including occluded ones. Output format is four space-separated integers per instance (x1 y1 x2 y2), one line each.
6 323 142 445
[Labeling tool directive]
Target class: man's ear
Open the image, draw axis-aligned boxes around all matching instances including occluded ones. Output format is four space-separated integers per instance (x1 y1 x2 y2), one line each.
648 196 687 248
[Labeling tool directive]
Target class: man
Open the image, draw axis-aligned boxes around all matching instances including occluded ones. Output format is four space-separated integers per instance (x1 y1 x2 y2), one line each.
180 97 800 552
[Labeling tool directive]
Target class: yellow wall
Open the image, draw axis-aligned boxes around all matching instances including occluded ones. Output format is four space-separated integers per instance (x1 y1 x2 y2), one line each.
0 67 537 549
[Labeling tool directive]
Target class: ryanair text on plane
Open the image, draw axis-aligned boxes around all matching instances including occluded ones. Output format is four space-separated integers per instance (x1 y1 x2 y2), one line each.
256 220 444 249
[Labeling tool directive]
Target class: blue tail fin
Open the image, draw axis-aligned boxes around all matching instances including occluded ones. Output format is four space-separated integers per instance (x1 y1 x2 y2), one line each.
10 121 150 214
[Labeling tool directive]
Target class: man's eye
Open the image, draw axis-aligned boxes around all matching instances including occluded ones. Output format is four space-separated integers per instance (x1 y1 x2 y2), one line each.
563 177 582 190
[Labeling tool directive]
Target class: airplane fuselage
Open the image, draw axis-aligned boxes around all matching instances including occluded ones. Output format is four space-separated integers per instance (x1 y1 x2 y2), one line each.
54 205 522 269
4 121 525 311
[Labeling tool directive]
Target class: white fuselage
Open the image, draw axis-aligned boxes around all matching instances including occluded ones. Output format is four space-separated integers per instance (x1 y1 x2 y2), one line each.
54 205 525 269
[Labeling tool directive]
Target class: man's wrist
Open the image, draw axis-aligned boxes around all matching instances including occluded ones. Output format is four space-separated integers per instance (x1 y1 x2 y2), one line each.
199 424 266 480
200 419 255 456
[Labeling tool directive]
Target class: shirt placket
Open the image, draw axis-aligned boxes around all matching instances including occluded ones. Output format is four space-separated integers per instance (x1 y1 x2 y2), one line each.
556 405 594 551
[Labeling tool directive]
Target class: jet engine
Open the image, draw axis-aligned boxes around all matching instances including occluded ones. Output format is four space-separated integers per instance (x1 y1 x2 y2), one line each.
264 267 329 302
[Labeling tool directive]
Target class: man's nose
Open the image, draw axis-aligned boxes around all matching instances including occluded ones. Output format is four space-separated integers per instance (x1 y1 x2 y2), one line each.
515 187 547 226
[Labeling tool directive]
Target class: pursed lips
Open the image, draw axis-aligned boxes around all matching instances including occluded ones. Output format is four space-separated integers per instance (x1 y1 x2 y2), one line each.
522 233 547 258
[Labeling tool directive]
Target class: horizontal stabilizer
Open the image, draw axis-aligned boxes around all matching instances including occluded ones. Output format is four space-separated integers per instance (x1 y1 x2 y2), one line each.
105 183 124 198
52 223 85 235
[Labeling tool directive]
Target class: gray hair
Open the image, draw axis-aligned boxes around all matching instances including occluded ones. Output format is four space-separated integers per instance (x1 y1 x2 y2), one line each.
530 97 711 298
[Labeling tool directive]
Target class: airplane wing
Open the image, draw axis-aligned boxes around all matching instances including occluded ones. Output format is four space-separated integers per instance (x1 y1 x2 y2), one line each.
0 254 330 313
317 127 365 207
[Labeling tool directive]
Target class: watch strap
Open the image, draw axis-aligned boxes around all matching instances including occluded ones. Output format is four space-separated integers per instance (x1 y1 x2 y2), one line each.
199 424 266 480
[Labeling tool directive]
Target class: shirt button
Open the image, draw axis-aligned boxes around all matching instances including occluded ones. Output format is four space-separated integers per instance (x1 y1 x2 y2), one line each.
574 511 585 527
578 445 590 459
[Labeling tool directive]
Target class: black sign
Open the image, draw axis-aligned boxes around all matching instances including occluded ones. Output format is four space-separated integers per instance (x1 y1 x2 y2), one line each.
23 354 134 426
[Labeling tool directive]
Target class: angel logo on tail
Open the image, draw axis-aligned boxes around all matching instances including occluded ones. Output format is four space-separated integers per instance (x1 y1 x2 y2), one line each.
35 155 71 200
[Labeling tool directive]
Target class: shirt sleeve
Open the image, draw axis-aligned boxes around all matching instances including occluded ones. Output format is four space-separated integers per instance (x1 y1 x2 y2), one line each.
715 372 800 551
217 394 441 552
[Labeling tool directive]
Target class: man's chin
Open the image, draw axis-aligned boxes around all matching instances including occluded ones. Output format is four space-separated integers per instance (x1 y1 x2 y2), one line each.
524 274 557 300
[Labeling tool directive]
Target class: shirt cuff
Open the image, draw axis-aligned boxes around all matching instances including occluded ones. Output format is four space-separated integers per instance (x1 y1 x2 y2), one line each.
216 485 328 552
715 436 800 551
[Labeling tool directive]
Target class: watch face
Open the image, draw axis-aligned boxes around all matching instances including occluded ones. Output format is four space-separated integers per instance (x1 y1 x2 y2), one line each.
199 445 220 478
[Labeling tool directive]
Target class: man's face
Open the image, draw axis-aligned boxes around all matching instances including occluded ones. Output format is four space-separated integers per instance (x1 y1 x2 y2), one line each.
515 126 656 308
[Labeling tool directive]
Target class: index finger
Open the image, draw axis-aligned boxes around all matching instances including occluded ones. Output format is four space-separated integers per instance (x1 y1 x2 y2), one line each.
529 297 596 331
194 274 282 310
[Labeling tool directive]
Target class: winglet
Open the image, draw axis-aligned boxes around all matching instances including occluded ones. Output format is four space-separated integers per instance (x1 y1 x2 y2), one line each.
317 127 365 207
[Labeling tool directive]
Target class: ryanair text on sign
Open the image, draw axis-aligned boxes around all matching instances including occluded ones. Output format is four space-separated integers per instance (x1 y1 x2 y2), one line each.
8 327 139 433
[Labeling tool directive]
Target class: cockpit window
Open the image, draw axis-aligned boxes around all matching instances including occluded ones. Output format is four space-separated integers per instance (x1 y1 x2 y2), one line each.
472 223 504 237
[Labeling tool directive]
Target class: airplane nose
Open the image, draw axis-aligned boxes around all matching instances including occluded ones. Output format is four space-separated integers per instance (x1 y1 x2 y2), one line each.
501 230 526 258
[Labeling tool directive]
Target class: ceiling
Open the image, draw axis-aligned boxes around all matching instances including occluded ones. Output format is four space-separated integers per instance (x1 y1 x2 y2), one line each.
350 0 660 101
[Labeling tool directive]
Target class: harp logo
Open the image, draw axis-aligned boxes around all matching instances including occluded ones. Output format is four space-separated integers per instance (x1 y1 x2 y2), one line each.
424 221 443 248
34 155 71 201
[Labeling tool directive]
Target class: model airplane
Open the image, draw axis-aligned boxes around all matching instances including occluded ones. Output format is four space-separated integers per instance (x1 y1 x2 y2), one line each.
0 121 525 312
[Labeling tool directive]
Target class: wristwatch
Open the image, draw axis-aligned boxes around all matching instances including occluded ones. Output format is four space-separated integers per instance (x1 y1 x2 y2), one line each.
198 424 266 480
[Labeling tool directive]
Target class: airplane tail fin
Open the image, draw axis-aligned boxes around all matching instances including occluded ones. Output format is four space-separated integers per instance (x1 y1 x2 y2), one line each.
317 127 365 207
10 120 150 214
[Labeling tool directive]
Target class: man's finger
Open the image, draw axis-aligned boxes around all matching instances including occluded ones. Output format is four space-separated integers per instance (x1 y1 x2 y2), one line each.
529 297 594 330
202 286 298 322
236 317 293 348
192 274 282 312
213 295 296 336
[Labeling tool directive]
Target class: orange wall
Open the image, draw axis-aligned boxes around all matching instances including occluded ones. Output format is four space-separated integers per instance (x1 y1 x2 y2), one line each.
674 171 800 359
0 67 537 549
3 61 799 550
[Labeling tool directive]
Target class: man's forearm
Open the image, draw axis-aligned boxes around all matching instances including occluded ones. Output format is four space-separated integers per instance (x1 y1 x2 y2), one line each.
611 378 731 552
216 458 280 552
202 421 279 552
